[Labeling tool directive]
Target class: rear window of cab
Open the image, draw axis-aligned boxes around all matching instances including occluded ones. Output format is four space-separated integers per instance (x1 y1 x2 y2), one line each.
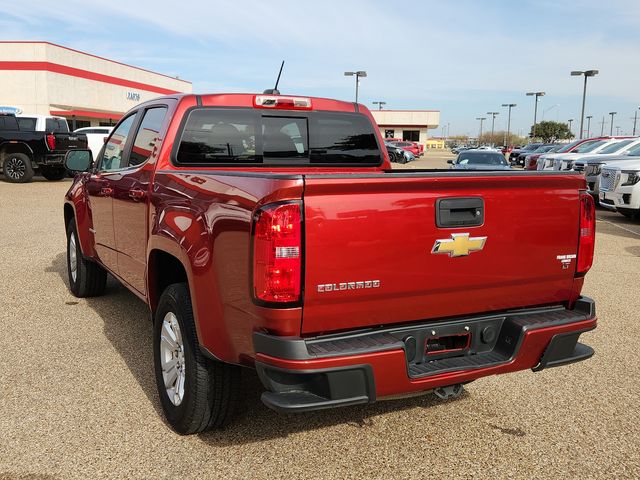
174 108 382 166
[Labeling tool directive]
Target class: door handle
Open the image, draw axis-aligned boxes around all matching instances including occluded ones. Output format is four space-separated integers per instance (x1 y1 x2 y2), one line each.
100 187 113 196
436 197 484 228
129 189 146 200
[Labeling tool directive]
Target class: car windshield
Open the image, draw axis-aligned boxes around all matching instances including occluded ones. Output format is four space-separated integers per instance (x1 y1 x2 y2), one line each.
534 145 554 153
457 152 508 165
598 139 634 154
556 140 584 153
625 143 640 156
522 143 542 151
575 140 607 153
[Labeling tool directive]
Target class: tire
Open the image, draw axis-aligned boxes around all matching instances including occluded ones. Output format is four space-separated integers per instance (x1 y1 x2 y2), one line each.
41 166 66 181
618 208 640 220
154 283 240 434
2 153 34 183
398 154 407 164
388 152 397 163
66 220 107 297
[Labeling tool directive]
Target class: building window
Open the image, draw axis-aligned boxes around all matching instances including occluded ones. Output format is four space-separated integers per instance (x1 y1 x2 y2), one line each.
99 120 117 127
74 120 91 129
403 130 420 142
384 129 395 138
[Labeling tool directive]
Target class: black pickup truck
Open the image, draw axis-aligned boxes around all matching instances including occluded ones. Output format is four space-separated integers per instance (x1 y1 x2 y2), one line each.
0 113 88 183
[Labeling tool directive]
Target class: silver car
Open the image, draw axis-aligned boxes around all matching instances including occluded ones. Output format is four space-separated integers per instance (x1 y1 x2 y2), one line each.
537 138 612 171
574 140 640 195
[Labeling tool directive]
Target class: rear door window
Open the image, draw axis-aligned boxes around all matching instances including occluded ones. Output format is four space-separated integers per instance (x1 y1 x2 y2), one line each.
175 108 381 166
17 117 37 130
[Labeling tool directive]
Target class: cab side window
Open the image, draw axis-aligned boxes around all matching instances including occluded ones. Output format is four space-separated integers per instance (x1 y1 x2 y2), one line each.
99 114 136 172
129 107 167 167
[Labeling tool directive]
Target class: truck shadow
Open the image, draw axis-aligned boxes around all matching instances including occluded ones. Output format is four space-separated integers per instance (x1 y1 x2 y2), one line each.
596 207 640 240
48 252 464 446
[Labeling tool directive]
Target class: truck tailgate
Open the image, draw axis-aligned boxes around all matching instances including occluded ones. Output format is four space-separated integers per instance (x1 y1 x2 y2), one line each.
301 172 584 335
54 132 87 151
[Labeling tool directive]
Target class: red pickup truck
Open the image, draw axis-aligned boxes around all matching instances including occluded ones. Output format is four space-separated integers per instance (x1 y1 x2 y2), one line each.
63 93 597 435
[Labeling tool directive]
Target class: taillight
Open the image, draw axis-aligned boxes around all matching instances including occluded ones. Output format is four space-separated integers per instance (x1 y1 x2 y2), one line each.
576 193 595 275
253 202 302 304
46 134 56 150
254 95 312 110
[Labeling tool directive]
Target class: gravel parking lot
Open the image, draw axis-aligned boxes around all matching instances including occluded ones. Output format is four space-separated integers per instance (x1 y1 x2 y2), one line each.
1 160 639 479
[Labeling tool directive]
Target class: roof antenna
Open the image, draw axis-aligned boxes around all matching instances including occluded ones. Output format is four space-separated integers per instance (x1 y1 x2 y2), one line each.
263 61 284 95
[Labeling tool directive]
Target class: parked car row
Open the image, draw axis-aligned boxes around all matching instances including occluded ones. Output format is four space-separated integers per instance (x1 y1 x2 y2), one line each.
384 138 422 164
386 138 423 156
507 135 640 220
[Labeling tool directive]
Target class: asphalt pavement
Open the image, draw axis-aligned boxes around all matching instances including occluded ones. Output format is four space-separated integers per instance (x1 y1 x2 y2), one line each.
0 161 638 479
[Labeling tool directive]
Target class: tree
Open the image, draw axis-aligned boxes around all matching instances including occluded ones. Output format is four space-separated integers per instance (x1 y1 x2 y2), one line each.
530 121 574 142
478 131 528 147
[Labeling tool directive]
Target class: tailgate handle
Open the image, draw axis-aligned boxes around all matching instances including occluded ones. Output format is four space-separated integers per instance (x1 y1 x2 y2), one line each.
436 197 484 228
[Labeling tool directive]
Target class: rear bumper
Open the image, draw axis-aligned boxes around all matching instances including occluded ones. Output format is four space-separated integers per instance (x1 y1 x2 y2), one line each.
42 154 65 165
254 297 596 413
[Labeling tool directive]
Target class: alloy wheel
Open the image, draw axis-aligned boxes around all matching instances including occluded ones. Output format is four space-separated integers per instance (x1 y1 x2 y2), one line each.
160 312 186 406
5 157 26 180
69 232 78 283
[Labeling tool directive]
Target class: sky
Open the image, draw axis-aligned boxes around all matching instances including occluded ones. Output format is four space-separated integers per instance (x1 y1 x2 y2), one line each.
1 0 640 137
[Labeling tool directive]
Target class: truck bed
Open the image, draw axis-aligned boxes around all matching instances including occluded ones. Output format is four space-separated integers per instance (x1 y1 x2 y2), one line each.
152 168 585 355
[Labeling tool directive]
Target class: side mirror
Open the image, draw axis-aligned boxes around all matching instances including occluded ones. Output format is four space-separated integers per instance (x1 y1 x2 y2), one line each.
447 159 453 164
65 149 93 173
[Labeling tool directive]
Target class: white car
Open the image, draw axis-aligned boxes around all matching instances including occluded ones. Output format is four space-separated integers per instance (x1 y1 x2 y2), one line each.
74 126 114 160
573 139 640 194
16 114 69 132
598 158 640 219
537 138 630 171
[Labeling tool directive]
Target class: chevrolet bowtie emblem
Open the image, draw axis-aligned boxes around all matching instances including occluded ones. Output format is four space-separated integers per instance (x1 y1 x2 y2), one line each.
431 233 487 257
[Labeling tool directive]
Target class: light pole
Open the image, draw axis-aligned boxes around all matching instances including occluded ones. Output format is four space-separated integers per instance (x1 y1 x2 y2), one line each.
344 71 367 103
487 112 499 146
476 117 486 145
372 101 386 110
568 119 574 135
476 117 487 146
571 70 598 139
633 107 640 136
586 115 593 138
616 126 621 136
600 116 606 136
609 112 617 136
526 91 545 139
502 103 516 147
